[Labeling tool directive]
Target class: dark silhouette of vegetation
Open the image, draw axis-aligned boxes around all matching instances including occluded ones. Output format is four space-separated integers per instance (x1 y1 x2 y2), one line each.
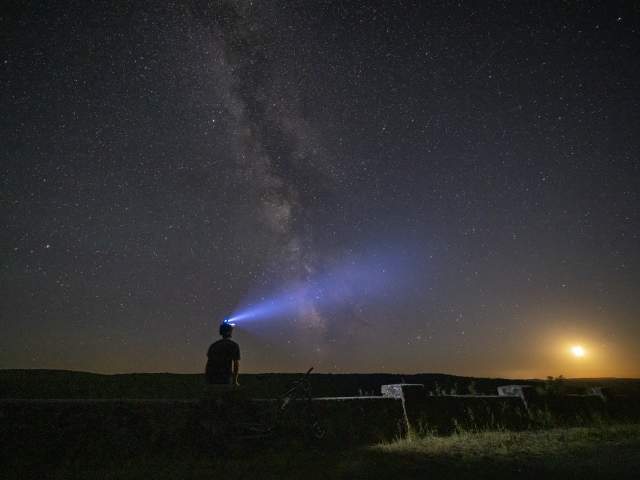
542 375 568 396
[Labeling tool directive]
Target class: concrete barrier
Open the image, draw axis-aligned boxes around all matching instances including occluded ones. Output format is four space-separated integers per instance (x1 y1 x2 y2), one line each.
382 384 529 434
520 392 640 425
0 398 201 459
292 396 406 444
381 383 640 433
2 384 637 459
0 395 406 457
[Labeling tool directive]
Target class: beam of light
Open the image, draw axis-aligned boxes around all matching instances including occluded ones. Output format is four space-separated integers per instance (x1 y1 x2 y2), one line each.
226 248 416 326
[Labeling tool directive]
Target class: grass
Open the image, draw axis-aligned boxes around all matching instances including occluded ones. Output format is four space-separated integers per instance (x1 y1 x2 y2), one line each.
4 423 639 480
367 423 640 479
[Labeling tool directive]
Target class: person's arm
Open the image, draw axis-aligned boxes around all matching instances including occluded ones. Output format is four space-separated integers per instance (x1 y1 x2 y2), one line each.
232 359 240 386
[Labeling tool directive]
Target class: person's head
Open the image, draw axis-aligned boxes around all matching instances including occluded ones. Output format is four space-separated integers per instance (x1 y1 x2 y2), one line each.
219 322 233 338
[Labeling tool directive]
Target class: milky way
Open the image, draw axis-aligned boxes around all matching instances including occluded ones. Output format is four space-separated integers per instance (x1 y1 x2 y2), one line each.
2 1 639 377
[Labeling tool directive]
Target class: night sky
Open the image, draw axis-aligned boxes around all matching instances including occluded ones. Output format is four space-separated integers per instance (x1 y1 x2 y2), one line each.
2 1 639 378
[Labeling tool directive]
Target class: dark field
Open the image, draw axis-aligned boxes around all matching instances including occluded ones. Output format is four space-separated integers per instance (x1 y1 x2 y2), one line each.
2 370 639 479
4 424 640 480
3 368 640 399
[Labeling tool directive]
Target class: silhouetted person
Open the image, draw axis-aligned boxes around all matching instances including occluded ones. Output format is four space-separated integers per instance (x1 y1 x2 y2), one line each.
205 322 240 386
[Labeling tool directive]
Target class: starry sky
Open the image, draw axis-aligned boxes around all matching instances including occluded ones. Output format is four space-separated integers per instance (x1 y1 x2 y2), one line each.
2 1 639 378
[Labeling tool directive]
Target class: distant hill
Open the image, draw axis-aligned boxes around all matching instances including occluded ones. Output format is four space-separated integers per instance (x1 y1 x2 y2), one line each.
1 369 639 399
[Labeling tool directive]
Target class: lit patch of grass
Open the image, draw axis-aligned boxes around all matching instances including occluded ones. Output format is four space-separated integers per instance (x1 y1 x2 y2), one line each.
360 424 640 479
381 423 640 456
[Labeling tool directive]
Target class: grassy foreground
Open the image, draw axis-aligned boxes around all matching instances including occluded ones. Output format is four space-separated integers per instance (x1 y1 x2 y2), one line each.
371 424 640 479
5 423 639 480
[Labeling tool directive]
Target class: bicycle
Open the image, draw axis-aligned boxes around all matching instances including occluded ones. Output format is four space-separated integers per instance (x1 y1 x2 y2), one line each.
197 367 325 450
